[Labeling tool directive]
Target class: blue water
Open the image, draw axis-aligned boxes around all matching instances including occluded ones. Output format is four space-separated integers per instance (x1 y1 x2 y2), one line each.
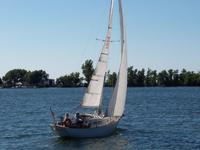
0 87 200 150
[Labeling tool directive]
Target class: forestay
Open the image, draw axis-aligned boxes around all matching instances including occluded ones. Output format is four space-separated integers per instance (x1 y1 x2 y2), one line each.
107 0 127 117
81 0 115 108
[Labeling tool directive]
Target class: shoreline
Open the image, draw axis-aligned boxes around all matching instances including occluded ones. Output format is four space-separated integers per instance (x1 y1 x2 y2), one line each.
1 86 200 89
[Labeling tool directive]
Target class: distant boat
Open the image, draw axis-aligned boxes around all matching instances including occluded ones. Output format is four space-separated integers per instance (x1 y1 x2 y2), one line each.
50 0 127 138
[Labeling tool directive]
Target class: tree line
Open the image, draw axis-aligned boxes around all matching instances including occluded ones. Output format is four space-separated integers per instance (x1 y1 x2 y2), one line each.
0 59 200 88
0 69 51 88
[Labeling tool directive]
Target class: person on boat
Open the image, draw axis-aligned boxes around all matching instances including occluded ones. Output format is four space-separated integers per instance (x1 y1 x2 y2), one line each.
75 112 84 127
62 113 72 127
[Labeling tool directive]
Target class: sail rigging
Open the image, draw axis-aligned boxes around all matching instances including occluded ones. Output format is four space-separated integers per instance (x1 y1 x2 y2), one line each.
81 0 115 108
107 0 127 117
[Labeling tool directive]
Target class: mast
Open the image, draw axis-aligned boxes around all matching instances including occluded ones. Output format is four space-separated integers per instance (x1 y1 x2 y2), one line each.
81 0 115 108
107 0 127 117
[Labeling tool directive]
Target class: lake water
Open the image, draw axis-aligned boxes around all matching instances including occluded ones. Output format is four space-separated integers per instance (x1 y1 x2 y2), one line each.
0 87 200 150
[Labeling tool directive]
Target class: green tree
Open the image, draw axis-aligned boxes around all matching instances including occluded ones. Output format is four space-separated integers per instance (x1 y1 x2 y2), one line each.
70 72 82 87
3 69 27 87
137 69 145 86
81 59 94 86
106 72 117 87
25 70 49 87
179 69 187 86
145 69 157 86
127 66 138 87
166 69 180 86
56 75 72 87
184 71 199 86
157 70 169 86
167 69 173 86
178 69 199 86
197 72 200 86
172 70 180 86
56 72 82 87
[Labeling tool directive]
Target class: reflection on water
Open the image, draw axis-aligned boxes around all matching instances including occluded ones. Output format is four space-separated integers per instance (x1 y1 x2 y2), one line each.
53 128 128 150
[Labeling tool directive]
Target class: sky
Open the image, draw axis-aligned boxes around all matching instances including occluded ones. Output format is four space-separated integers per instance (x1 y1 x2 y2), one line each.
0 0 200 79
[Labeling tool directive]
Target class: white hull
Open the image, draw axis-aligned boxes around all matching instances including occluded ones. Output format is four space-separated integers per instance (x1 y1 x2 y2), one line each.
51 120 119 138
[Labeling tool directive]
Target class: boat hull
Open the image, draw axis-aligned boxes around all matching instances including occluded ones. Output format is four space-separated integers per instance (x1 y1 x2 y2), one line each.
50 121 119 138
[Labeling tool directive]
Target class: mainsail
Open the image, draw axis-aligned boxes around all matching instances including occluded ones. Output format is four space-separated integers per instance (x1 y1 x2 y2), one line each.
81 0 115 108
107 0 127 117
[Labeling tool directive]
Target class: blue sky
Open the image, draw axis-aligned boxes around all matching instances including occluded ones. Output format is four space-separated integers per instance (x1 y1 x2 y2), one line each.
0 0 200 78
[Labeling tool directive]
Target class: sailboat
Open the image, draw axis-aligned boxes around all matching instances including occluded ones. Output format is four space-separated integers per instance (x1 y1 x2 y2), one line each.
50 0 127 138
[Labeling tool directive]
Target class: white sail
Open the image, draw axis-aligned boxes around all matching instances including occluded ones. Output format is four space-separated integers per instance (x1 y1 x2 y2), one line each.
82 0 114 108
107 0 127 117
